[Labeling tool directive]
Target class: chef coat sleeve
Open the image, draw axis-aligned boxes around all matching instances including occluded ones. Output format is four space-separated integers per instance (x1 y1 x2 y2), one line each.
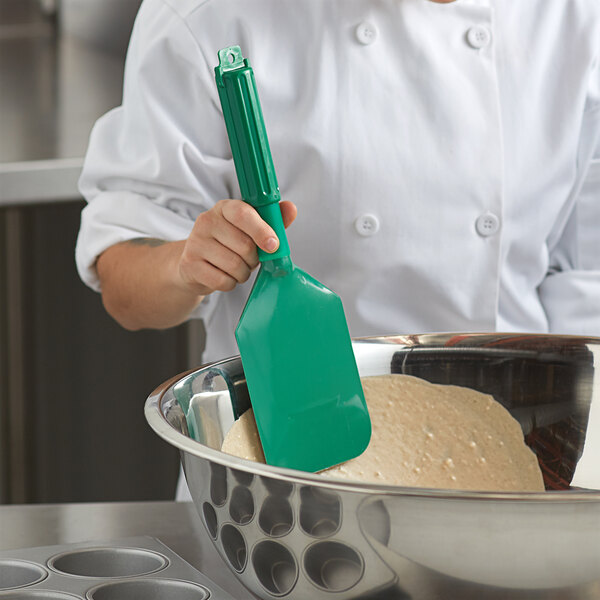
538 61 600 335
74 0 235 317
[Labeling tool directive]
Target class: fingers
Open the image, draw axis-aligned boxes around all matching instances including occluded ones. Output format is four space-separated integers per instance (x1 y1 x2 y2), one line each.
204 208 260 270
179 212 254 293
280 201 298 229
220 200 280 253
179 199 298 295
179 238 251 293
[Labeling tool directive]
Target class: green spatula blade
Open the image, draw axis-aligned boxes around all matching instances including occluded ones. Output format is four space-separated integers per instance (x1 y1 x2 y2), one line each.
215 46 371 472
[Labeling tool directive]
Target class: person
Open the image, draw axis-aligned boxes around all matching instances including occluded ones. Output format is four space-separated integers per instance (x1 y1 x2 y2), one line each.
75 0 600 500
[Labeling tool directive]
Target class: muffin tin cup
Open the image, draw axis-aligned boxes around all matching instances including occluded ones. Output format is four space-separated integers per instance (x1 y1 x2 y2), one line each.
48 547 168 579
0 559 48 591
0 537 235 600
86 578 210 600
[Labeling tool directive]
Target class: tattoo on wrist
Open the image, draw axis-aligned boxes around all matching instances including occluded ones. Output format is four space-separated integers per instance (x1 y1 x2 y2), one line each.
127 237 167 247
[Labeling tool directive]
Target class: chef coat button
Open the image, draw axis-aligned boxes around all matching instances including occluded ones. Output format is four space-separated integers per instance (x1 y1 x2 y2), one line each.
475 212 500 237
355 22 378 45
355 214 380 236
466 25 492 49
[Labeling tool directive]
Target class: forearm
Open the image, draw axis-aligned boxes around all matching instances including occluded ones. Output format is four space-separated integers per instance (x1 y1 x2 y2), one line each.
96 238 204 331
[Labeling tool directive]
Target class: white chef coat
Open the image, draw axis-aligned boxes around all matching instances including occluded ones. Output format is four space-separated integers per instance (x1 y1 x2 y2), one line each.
76 0 600 365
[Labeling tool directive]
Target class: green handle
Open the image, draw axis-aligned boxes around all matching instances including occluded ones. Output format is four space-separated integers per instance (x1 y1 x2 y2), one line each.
215 46 290 261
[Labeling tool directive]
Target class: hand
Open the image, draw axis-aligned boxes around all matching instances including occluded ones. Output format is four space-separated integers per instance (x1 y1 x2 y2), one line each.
177 199 297 295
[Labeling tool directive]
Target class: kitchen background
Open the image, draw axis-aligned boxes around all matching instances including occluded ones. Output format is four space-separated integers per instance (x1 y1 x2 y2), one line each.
0 0 206 504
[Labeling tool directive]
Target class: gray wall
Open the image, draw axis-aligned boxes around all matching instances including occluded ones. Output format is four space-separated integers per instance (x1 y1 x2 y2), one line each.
1 201 189 503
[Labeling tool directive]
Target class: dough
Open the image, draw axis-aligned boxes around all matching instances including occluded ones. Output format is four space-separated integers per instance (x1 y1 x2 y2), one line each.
221 374 545 492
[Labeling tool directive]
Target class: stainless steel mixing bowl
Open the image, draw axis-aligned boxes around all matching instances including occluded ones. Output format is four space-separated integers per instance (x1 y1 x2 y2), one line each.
145 333 600 600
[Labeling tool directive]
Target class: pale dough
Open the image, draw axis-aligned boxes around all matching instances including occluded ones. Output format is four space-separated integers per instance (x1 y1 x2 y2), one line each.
221 374 545 492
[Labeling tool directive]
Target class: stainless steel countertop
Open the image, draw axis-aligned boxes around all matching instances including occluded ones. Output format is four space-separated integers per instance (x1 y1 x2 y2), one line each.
0 25 124 205
0 501 251 598
3 500 597 600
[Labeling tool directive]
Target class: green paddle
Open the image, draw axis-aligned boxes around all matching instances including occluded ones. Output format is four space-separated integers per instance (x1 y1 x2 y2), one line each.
215 46 371 472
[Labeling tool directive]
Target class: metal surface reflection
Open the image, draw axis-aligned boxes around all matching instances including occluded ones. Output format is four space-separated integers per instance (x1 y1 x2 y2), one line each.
146 333 600 599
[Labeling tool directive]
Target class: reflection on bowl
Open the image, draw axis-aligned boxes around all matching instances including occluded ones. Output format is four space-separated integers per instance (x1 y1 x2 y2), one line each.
146 333 600 599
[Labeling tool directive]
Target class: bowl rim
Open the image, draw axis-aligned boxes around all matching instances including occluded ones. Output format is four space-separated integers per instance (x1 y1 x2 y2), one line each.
145 332 600 502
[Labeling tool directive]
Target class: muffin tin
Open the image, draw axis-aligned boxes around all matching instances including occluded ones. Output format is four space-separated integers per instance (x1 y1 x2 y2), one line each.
0 536 236 599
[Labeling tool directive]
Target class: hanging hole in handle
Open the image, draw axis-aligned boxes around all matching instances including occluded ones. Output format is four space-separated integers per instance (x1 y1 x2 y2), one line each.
228 52 236 64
